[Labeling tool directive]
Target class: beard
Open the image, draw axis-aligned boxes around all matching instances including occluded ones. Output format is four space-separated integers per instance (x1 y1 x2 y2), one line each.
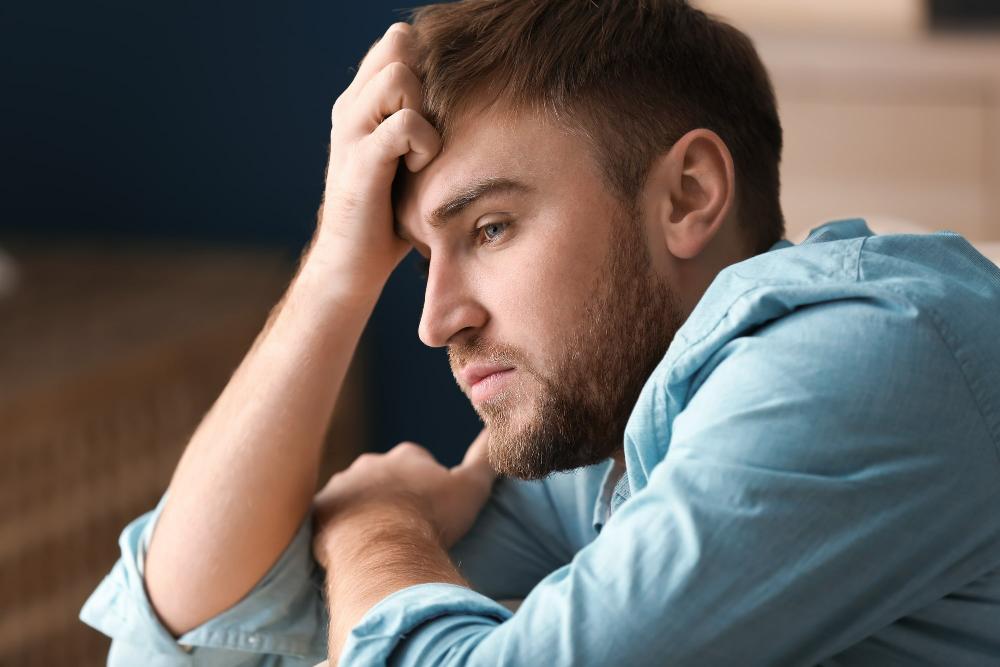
448 204 683 480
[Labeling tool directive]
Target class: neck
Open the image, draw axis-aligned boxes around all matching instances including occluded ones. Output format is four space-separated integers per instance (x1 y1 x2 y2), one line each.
611 447 626 468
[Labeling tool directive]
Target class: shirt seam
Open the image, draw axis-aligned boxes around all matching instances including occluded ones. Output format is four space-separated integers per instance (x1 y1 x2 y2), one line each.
923 305 1000 466
858 247 999 466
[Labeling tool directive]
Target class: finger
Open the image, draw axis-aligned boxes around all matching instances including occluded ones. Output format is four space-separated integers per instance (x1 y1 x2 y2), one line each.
451 428 495 487
346 61 423 134
361 107 442 173
345 23 415 103
388 441 433 459
461 428 490 466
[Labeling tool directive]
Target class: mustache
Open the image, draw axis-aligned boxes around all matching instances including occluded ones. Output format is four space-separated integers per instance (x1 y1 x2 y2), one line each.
448 337 528 376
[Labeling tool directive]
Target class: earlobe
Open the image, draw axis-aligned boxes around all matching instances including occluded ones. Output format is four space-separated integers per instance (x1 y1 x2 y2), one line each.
648 129 736 260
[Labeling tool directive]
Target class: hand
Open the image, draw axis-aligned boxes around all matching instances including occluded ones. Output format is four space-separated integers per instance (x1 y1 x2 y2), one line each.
308 22 442 292
311 429 495 568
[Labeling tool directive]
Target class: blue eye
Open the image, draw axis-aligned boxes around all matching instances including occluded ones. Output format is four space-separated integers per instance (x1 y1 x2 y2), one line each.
477 221 509 244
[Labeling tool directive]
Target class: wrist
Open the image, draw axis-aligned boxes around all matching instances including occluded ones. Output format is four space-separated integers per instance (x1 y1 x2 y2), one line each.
318 498 465 661
303 232 400 294
289 248 386 317
315 498 436 569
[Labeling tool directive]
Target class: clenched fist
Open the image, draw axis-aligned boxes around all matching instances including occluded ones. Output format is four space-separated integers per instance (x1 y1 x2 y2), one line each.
309 22 441 294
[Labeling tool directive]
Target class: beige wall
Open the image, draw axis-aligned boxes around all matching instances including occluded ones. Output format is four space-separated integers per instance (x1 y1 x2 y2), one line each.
694 2 1000 247
696 0 926 38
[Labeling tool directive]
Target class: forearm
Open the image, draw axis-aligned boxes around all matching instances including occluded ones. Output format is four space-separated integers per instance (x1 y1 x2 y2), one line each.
145 239 383 636
320 504 467 664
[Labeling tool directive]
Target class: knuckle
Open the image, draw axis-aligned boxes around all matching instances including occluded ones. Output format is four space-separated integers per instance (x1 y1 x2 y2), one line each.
382 60 411 87
353 452 379 467
394 107 419 132
387 21 412 37
381 25 411 52
391 441 425 457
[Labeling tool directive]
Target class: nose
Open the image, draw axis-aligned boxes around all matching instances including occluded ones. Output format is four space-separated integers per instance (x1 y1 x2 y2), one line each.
417 258 487 348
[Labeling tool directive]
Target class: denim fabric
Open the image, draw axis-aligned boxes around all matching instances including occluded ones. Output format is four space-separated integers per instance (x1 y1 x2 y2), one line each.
82 220 1000 666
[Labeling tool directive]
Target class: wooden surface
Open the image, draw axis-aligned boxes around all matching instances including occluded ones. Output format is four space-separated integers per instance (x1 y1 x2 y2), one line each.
0 238 366 666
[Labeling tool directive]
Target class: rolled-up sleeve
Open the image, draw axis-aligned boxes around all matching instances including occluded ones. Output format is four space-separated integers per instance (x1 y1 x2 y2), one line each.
79 494 328 665
80 465 597 665
335 299 1000 666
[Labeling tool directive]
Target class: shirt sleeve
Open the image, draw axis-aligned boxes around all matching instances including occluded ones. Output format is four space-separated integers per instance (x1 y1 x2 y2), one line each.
79 494 329 665
449 470 597 601
80 464 593 663
335 298 1000 666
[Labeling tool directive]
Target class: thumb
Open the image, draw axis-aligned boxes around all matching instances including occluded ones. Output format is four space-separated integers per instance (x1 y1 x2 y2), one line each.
452 428 495 488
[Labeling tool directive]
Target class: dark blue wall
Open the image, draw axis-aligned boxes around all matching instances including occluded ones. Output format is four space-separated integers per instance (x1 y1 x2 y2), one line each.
1 1 481 465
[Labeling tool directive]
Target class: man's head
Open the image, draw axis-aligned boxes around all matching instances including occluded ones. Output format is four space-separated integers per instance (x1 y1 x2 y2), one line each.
394 0 783 479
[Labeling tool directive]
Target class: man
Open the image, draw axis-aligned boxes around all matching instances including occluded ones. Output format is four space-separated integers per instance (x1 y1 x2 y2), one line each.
81 1 1000 665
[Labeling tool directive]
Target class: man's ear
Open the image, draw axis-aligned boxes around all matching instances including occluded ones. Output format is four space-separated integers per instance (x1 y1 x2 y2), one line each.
644 128 735 260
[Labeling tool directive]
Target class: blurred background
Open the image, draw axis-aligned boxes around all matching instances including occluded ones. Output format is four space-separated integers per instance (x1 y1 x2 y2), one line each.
2 0 999 664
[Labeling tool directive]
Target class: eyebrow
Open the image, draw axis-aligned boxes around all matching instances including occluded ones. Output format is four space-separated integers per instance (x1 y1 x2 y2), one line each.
395 176 535 241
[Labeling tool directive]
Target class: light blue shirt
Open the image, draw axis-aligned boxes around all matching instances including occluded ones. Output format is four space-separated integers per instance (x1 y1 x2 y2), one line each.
81 220 1000 665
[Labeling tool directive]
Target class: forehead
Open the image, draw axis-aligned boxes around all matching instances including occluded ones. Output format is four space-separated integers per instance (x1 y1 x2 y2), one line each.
396 107 596 237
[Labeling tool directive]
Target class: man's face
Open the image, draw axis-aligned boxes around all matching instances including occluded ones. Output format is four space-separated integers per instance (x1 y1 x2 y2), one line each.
397 108 681 479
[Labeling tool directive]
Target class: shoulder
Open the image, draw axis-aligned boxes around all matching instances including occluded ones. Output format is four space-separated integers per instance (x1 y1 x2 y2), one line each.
625 221 1000 488
650 220 1000 393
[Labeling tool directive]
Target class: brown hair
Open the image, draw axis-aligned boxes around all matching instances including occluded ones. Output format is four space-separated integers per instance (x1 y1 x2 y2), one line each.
408 0 784 254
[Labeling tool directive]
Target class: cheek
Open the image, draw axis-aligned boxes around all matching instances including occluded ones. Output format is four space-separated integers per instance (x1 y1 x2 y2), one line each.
477 219 607 372
532 214 608 311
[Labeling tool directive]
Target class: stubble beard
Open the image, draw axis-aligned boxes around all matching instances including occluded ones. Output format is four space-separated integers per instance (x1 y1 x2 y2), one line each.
449 205 683 480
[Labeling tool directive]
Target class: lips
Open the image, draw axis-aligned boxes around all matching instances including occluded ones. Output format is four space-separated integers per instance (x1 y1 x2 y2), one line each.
465 367 516 405
460 363 516 391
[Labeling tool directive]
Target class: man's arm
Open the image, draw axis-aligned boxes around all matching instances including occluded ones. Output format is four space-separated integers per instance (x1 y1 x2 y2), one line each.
325 505 466 661
312 431 496 660
312 448 608 661
142 256 377 635
318 299 1000 666
142 21 442 635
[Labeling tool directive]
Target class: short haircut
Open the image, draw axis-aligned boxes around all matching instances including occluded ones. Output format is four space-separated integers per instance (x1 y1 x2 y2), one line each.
409 0 785 254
